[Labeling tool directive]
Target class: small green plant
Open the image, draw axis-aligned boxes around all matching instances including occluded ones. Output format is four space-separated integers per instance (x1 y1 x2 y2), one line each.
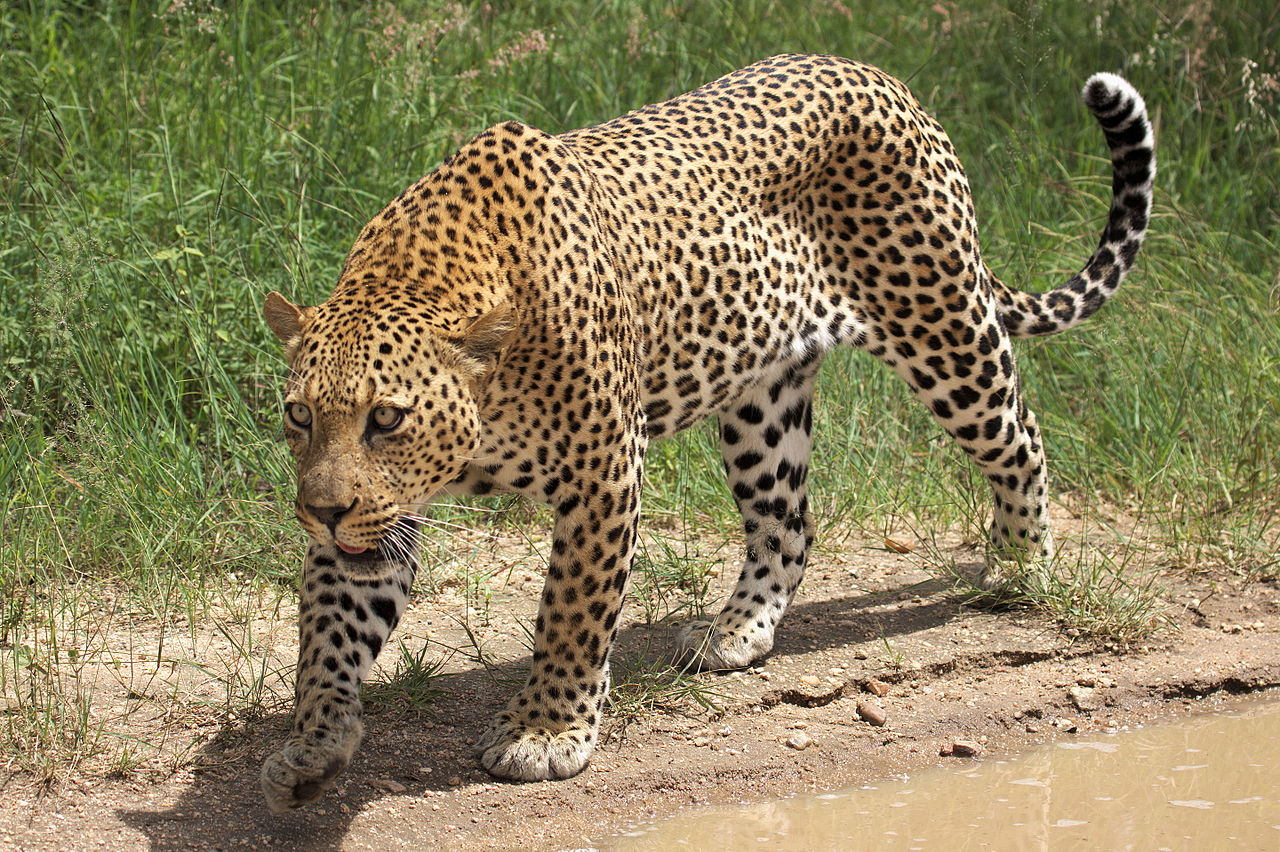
0 637 105 784
364 640 447 709
630 531 719 625
201 617 293 722
919 529 1172 644
878 636 906 669
606 650 723 735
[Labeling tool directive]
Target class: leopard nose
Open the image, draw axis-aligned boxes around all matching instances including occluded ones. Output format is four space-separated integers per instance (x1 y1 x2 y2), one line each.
306 500 356 529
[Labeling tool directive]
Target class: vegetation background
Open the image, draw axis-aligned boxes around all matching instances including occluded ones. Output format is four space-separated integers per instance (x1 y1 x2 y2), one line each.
1 0 1277 777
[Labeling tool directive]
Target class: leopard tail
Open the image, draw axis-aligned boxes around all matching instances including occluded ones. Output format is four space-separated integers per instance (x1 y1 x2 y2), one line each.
992 73 1155 338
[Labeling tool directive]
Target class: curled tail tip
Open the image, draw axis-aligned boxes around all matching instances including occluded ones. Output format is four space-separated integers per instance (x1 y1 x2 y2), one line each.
1082 73 1154 147
998 73 1155 339
1082 73 1144 116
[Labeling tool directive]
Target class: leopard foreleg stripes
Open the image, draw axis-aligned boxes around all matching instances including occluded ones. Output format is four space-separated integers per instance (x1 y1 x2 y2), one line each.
261 545 414 812
476 484 642 780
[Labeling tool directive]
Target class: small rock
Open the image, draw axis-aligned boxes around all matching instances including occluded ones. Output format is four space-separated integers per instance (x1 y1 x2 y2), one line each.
447 776 462 786
946 740 982 758
369 778 408 794
786 732 814 751
1052 717 1079 733
692 736 711 747
856 701 887 727
799 675 821 686
865 679 891 697
1068 686 1100 712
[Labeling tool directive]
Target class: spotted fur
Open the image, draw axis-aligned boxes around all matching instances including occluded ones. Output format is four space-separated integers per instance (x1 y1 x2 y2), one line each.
259 55 1153 810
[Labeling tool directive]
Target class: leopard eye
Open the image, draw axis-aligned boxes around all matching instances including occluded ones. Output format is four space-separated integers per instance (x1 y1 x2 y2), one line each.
370 406 404 431
286 402 311 429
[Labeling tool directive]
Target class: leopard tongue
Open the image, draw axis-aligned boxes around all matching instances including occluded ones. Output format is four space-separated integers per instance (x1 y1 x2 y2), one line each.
335 541 369 555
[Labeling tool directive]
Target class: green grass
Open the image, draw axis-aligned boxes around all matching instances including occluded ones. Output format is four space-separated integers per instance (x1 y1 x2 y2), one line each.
1 0 1278 775
363 639 448 710
607 648 725 733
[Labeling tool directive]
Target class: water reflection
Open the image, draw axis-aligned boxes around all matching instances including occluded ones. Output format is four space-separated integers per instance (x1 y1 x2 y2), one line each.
606 700 1280 850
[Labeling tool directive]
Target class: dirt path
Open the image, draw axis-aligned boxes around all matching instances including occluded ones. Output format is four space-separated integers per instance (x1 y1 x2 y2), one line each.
3 523 1278 850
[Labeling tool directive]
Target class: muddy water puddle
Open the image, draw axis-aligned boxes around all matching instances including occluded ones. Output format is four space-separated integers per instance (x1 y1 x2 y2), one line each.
604 699 1280 850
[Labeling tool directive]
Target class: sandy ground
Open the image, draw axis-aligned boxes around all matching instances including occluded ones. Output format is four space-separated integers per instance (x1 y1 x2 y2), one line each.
2 512 1278 850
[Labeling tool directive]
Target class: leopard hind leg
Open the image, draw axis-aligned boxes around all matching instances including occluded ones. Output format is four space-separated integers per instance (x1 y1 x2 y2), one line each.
677 358 819 670
866 289 1053 591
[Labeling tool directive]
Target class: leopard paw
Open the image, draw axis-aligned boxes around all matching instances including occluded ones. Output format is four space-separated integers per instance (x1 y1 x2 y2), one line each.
476 713 595 782
979 529 1055 594
676 619 772 671
260 724 362 812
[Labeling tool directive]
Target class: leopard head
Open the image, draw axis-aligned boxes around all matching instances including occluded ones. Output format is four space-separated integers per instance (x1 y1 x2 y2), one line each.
263 284 515 570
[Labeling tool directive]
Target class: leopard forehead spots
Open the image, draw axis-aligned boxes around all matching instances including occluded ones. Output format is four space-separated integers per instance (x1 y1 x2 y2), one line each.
260 54 1153 808
293 291 446 400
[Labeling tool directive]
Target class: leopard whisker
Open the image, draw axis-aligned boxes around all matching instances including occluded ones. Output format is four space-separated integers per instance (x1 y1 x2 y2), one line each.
408 515 488 536
418 502 501 513
386 534 414 569
386 524 421 569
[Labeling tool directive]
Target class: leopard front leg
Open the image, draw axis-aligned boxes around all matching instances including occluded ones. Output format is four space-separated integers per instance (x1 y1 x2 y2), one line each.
261 544 414 811
477 484 640 781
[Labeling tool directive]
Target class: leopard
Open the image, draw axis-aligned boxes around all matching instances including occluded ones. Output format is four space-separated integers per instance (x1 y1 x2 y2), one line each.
259 54 1154 811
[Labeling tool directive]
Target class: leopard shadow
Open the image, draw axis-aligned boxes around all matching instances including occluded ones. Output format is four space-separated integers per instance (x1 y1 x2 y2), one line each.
115 576 972 849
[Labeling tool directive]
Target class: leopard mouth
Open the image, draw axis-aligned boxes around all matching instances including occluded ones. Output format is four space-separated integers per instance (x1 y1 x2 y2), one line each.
332 518 422 568
335 540 370 556
333 542 383 566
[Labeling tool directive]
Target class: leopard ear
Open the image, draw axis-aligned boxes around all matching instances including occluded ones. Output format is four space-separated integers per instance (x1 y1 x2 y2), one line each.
456 302 518 364
263 291 312 344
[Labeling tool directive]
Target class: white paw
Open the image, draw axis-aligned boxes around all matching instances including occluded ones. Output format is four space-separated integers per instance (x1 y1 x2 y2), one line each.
981 530 1054 593
476 714 595 781
676 619 772 670
976 562 1008 592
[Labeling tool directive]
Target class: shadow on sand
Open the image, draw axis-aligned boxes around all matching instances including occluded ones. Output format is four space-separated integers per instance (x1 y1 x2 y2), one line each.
117 571 977 849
